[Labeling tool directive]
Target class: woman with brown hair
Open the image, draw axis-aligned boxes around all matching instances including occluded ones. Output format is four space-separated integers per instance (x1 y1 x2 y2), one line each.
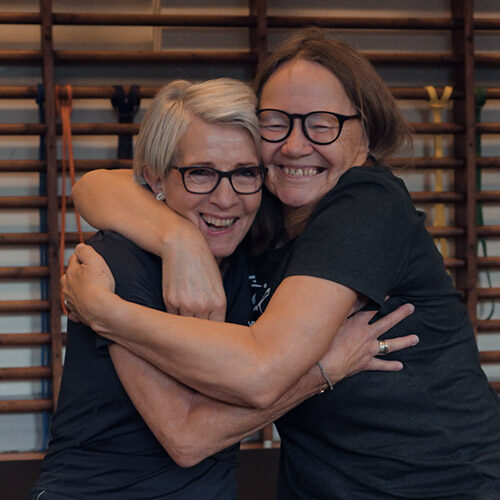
66 28 500 498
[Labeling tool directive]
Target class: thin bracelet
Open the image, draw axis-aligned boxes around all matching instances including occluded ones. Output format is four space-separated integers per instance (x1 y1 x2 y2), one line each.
316 361 334 393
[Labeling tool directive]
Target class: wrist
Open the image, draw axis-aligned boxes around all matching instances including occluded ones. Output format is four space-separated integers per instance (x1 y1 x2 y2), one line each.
86 288 119 335
316 361 335 394
160 219 204 258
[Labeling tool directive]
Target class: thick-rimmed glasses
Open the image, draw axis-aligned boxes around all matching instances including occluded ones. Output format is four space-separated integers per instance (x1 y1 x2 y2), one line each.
170 165 267 195
257 108 361 145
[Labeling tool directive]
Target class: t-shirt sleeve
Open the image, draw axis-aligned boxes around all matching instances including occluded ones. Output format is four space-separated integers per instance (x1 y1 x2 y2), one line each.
284 169 414 306
88 231 165 351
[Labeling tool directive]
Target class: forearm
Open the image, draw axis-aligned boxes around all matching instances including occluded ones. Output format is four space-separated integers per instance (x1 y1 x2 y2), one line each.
111 343 324 467
88 277 356 408
178 364 323 466
73 169 200 256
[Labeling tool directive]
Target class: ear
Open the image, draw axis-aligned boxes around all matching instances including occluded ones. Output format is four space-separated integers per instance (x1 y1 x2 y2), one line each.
142 167 163 196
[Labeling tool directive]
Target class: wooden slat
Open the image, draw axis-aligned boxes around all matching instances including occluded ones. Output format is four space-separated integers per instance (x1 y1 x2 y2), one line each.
0 366 52 380
479 351 500 363
0 266 49 279
0 451 45 461
0 333 51 345
0 231 94 245
0 399 52 413
478 320 500 332
0 300 49 312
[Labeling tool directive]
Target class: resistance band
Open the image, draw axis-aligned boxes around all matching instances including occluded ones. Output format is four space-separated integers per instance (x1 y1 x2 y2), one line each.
55 85 84 315
425 85 453 258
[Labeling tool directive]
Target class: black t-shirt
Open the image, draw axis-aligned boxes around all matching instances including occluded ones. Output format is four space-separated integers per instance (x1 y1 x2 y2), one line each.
31 231 253 499
255 166 500 499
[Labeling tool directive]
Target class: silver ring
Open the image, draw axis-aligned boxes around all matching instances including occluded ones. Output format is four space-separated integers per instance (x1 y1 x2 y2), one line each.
64 298 68 307
378 340 389 355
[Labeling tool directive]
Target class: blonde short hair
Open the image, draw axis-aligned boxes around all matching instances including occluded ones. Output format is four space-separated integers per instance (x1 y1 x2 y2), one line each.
134 78 260 182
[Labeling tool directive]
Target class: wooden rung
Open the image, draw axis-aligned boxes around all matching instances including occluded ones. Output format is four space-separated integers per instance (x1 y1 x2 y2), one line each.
477 123 500 134
0 366 52 380
0 451 45 461
411 192 464 203
411 123 463 134
477 192 500 203
478 288 500 299
426 226 465 237
0 333 51 345
0 123 46 135
478 226 500 237
0 12 497 31
478 258 500 268
0 232 94 245
388 158 464 169
0 159 131 172
0 399 52 413
0 266 50 279
478 320 500 332
442 258 464 269
0 300 49 312
479 351 500 363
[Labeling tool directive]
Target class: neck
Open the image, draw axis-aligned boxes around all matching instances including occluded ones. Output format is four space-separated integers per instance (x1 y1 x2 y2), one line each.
284 204 316 240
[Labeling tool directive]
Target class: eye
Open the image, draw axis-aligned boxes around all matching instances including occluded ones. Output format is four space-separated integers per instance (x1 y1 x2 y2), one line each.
306 114 339 132
186 167 216 183
234 167 260 178
258 112 288 130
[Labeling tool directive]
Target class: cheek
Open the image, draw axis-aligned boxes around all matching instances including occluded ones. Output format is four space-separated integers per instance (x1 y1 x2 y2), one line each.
242 195 261 223
261 142 277 165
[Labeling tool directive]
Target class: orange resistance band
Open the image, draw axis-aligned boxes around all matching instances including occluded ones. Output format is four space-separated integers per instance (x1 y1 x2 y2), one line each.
55 84 84 315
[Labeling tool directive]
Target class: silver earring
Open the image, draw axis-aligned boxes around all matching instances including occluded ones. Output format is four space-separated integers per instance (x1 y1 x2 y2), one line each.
156 192 165 201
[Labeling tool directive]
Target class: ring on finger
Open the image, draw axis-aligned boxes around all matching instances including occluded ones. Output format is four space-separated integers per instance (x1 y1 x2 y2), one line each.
378 340 389 355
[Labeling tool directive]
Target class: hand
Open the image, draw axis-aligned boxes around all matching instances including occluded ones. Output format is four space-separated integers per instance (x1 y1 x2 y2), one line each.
160 226 226 321
318 304 418 384
61 243 115 328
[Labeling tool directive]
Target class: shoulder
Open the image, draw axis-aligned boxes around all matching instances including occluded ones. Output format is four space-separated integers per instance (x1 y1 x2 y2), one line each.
87 230 163 308
311 165 416 226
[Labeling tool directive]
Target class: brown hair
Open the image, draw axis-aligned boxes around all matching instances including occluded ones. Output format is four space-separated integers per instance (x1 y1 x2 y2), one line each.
254 27 412 161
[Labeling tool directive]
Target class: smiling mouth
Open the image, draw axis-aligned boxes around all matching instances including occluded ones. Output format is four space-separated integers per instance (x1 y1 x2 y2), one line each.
281 166 324 177
201 214 237 230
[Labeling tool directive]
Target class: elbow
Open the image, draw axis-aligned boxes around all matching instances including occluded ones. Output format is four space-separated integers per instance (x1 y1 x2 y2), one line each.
156 429 211 468
169 448 206 468
240 361 288 410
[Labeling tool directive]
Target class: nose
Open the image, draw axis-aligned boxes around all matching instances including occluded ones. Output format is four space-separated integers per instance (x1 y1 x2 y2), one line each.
281 118 314 157
208 177 239 208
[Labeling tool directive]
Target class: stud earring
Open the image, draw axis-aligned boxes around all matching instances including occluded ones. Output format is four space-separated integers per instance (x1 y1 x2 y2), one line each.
156 192 165 201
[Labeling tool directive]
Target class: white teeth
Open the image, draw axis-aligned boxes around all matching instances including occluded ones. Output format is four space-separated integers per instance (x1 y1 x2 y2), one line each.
202 215 236 228
283 167 319 177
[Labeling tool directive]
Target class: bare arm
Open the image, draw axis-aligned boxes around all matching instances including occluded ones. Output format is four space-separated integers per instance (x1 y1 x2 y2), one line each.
109 344 320 467
63 244 416 408
109 306 417 467
73 169 226 320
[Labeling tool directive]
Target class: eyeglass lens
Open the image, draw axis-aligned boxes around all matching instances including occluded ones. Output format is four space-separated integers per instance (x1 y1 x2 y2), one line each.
258 110 343 144
182 166 264 194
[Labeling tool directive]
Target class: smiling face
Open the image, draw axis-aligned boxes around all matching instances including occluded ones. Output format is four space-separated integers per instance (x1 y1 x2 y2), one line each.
259 58 369 212
147 117 262 262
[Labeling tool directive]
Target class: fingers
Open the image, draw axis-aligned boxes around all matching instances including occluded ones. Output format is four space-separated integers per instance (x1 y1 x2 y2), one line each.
75 243 100 264
375 303 415 332
369 358 404 372
381 334 419 355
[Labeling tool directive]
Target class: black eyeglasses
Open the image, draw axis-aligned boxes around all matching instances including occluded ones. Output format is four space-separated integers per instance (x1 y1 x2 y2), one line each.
170 165 267 195
257 109 361 145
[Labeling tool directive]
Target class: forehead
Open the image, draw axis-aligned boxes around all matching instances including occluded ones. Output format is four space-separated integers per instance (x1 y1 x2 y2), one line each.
259 58 353 114
175 117 258 167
